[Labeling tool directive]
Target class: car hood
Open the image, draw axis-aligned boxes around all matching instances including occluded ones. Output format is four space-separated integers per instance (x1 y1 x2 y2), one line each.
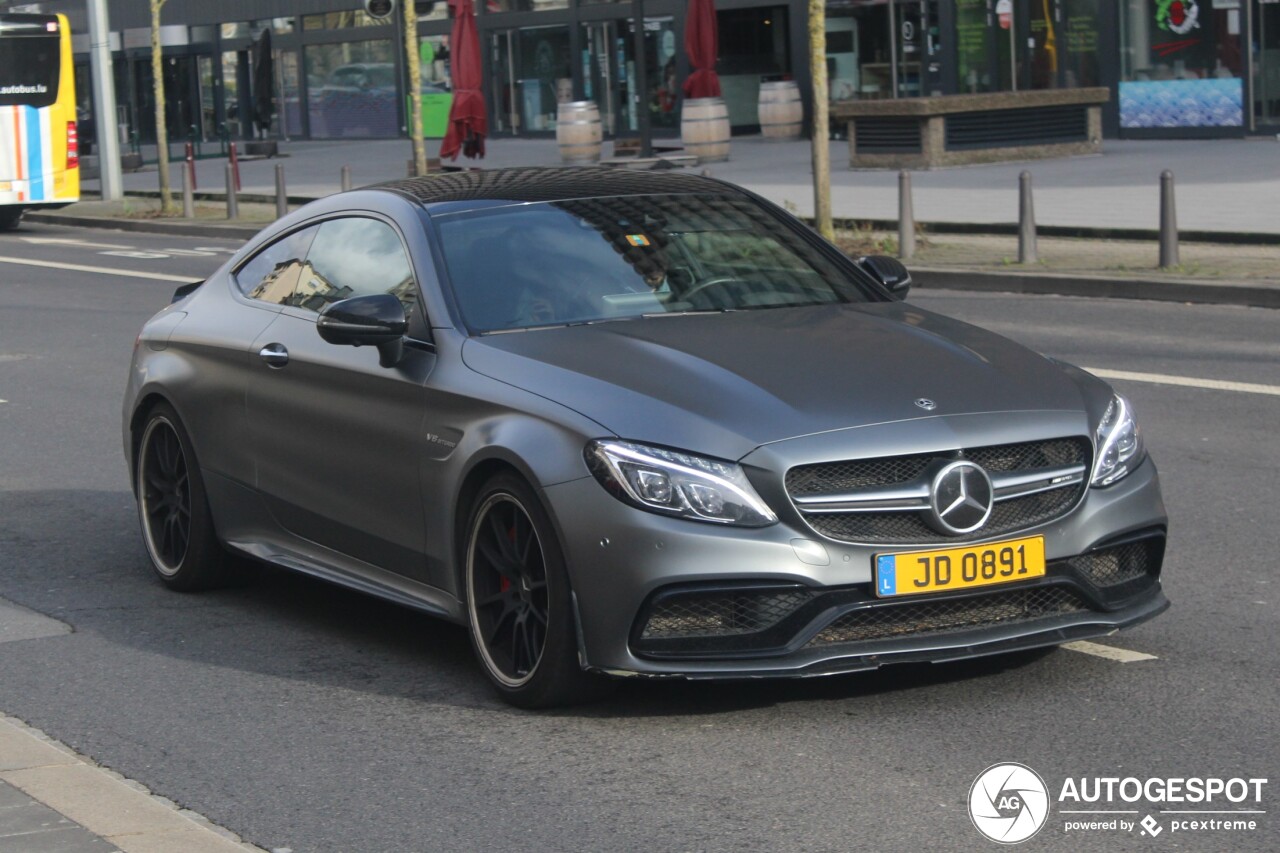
461 302 1091 460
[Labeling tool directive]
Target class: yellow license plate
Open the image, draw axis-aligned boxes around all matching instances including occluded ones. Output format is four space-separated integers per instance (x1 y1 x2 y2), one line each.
874 536 1045 597
0 181 11 192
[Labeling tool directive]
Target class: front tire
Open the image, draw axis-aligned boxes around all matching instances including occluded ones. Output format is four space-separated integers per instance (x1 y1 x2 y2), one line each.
0 208 23 231
464 473 608 708
135 403 234 591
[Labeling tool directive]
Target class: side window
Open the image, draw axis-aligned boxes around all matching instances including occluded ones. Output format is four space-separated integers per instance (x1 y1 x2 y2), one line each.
293 217 418 318
236 225 320 302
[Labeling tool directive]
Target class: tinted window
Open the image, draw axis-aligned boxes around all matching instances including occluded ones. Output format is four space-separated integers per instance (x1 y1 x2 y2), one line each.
294 217 417 316
435 194 871 333
0 36 60 108
237 225 320 302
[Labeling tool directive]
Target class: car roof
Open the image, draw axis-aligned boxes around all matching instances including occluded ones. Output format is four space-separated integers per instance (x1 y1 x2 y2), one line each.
371 166 745 213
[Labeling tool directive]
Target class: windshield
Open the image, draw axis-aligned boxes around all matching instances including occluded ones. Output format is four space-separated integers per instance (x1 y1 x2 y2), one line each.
436 194 872 332
0 34 59 108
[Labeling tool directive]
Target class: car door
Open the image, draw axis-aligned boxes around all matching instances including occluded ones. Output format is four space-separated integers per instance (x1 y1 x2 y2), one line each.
245 214 437 584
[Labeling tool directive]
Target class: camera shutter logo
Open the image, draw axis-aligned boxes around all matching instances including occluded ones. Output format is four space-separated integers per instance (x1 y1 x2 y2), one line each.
969 763 1050 844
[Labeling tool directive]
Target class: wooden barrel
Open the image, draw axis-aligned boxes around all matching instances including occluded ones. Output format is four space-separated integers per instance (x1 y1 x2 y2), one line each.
681 97 730 163
758 80 802 140
556 101 603 163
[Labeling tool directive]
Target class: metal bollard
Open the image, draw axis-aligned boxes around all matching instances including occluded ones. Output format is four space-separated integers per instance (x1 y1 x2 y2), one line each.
898 170 915 260
1018 171 1037 265
181 160 194 219
275 163 288 219
341 164 352 193
1159 170 1178 269
225 163 238 220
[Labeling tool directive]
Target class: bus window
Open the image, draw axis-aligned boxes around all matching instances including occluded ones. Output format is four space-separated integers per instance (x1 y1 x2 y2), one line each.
0 32 60 109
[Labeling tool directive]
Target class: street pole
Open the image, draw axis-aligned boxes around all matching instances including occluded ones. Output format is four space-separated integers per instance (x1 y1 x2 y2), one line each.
87 0 123 201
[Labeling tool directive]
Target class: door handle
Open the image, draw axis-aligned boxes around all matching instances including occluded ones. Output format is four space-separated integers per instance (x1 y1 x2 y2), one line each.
258 343 289 368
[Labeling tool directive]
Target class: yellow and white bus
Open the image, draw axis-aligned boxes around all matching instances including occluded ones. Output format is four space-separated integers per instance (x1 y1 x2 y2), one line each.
0 13 78 230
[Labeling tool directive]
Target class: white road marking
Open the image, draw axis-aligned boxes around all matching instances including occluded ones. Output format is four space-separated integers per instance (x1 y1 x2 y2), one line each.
161 247 217 256
0 255 198 283
99 249 171 259
1084 368 1280 398
0 399 7 404
1062 640 1158 663
20 236 134 250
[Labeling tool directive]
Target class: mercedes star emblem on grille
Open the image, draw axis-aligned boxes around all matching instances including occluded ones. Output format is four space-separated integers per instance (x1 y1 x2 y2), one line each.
927 461 994 535
914 398 937 410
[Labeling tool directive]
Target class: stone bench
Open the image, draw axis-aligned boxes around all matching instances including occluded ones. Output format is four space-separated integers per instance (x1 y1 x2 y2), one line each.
832 87 1109 170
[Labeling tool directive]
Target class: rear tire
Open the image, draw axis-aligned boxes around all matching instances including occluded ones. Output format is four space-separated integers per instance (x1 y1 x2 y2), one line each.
464 472 610 708
0 209 23 231
134 403 234 591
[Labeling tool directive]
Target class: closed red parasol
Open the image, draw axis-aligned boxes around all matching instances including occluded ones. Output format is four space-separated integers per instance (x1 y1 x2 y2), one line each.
682 0 721 98
440 0 486 160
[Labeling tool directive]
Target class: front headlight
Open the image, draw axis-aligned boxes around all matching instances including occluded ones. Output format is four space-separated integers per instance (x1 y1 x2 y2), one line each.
1091 394 1144 487
585 440 778 527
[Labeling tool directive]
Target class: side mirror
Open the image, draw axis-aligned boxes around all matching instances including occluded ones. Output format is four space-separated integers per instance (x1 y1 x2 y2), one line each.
856 255 912 300
316 293 408 368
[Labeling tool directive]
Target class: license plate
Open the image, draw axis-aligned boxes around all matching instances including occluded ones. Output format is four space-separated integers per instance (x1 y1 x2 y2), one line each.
0 181 11 192
874 536 1046 597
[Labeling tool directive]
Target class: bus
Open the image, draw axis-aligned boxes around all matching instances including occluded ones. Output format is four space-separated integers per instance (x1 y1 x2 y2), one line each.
0 13 78 230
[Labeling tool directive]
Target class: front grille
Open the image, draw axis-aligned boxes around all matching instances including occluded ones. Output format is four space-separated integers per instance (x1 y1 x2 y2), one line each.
786 437 1090 545
806 586 1089 647
640 587 816 640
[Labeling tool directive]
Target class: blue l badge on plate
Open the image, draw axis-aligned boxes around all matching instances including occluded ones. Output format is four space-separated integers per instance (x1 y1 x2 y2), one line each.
876 555 896 596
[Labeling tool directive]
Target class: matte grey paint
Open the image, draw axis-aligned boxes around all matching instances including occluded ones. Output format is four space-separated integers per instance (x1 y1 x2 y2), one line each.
123 175 1167 681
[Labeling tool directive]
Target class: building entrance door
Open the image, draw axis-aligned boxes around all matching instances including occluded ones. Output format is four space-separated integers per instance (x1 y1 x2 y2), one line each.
1256 0 1280 127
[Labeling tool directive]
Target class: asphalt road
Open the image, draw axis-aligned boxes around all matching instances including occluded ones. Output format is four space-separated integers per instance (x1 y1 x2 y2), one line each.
0 223 1276 853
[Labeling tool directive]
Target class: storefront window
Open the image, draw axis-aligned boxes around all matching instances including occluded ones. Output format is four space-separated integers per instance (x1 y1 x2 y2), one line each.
717 7 790 126
488 0 570 11
303 11 390 31
491 25 571 133
305 40 399 138
417 1 449 22
1119 0 1243 128
279 51 301 138
417 36 454 138
1028 0 1060 88
1063 0 1100 87
825 12 860 101
222 19 294 39
955 0 991 93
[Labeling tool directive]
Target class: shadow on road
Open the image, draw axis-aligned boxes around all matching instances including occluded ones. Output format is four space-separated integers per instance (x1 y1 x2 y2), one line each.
0 488 1059 717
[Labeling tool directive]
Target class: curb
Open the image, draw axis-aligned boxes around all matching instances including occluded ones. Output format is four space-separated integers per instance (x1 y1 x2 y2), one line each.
24 211 261 240
820 217 1280 246
0 713 264 852
911 267 1280 309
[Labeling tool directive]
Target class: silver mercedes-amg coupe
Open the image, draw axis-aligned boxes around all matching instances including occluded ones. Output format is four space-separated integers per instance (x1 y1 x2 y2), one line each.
123 168 1168 707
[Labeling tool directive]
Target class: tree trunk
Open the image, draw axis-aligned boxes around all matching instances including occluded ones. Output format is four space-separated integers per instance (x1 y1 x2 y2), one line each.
808 0 833 240
404 0 427 176
151 0 173 214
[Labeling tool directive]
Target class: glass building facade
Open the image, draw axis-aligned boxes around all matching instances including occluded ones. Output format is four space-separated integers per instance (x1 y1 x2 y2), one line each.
23 0 1280 146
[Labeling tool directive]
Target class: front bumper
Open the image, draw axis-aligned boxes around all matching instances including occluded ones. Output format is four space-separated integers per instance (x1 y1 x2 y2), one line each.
545 454 1167 679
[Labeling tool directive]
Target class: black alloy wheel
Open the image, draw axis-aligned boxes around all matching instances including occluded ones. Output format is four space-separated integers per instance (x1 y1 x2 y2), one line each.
465 473 608 708
138 417 191 573
135 403 233 591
